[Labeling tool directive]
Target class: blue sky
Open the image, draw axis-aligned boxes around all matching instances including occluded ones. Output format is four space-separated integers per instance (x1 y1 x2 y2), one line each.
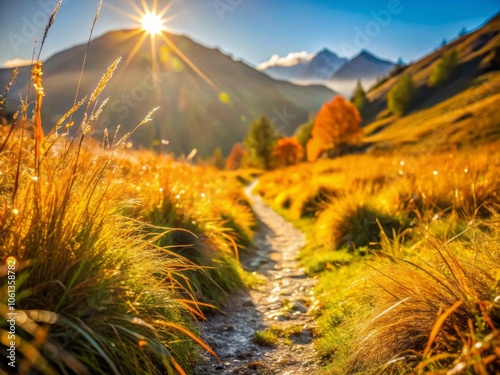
0 0 499 68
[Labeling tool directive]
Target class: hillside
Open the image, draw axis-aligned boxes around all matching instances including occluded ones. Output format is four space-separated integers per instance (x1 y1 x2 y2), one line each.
0 29 334 156
361 13 500 151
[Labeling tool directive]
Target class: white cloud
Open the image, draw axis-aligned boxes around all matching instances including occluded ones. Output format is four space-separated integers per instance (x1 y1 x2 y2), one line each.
257 51 315 70
2 58 33 68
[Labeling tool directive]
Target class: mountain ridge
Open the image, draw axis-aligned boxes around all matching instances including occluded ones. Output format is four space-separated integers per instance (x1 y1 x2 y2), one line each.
258 48 394 96
0 29 335 155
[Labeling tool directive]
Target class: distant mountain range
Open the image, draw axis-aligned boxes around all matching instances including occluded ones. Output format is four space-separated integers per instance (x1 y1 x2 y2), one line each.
257 49 395 97
0 30 334 156
257 49 348 82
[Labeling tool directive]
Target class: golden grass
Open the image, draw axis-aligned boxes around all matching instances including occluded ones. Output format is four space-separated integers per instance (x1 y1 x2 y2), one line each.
257 141 500 374
364 72 500 151
0 37 254 374
347 220 500 374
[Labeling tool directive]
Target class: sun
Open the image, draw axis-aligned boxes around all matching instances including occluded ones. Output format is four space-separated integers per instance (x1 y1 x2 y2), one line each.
141 12 164 35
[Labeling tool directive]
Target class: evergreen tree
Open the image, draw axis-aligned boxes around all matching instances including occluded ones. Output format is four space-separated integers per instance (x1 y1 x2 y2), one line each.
244 117 279 170
428 49 459 87
351 80 368 112
294 120 314 147
212 148 225 169
387 73 415 115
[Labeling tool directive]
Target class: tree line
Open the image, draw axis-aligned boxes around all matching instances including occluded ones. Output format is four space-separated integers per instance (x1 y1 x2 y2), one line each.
212 47 461 170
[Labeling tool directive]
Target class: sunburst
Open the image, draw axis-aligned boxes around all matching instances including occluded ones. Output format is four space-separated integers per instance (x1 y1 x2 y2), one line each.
141 11 164 35
107 0 219 140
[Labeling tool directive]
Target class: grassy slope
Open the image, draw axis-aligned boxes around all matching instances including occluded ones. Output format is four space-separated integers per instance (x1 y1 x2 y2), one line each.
364 72 500 150
361 13 500 151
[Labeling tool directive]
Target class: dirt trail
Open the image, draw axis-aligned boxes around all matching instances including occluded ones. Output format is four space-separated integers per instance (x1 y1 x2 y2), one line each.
194 181 321 375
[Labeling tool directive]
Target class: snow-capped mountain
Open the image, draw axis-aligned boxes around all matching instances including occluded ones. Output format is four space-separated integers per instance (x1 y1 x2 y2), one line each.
257 49 395 97
332 50 394 82
257 48 347 82
305 48 349 79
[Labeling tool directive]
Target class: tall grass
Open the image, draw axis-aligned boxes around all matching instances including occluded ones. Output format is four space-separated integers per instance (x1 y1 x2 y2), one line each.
0 59 213 373
348 219 500 374
0 7 254 371
257 143 500 373
116 151 256 303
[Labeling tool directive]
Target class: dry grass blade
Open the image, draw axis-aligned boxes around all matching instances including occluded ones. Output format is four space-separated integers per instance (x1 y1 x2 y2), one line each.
0 67 18 104
169 356 188 375
173 299 213 321
401 258 459 300
70 0 102 125
32 61 45 172
42 96 87 158
423 300 463 358
369 297 411 324
37 1 61 60
153 320 221 361
53 96 87 134
0 68 20 151
115 107 159 147
87 58 121 112
413 353 456 372
92 0 103 29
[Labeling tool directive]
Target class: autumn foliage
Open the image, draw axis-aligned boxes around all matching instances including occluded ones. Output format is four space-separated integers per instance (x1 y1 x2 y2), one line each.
225 143 247 170
307 96 362 161
273 137 304 167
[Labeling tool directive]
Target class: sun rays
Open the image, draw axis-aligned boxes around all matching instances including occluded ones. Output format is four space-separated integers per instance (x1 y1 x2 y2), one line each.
141 11 164 35
109 0 217 90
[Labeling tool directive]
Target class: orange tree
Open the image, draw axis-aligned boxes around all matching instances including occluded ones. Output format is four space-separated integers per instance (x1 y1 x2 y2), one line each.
273 137 304 167
225 143 247 170
306 96 362 161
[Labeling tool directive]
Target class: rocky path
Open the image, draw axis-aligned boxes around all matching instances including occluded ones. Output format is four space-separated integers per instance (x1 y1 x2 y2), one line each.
194 181 321 375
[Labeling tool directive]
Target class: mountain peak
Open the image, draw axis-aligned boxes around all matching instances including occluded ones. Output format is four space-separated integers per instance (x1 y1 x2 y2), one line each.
358 49 373 57
353 49 393 64
316 48 338 58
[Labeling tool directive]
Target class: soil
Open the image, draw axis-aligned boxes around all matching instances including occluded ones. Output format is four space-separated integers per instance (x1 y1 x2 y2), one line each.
194 181 322 375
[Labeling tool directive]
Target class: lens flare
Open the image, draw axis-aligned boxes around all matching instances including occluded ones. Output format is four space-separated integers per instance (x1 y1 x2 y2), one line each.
141 12 164 35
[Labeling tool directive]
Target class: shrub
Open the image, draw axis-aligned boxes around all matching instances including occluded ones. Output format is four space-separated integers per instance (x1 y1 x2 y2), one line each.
290 184 337 219
429 49 460 87
314 195 410 250
387 73 415 115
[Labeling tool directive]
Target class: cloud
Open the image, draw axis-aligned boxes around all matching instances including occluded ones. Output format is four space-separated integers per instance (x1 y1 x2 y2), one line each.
2 58 33 68
257 51 315 70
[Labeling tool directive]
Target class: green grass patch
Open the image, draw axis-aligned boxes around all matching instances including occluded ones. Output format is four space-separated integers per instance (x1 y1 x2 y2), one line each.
253 330 279 347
